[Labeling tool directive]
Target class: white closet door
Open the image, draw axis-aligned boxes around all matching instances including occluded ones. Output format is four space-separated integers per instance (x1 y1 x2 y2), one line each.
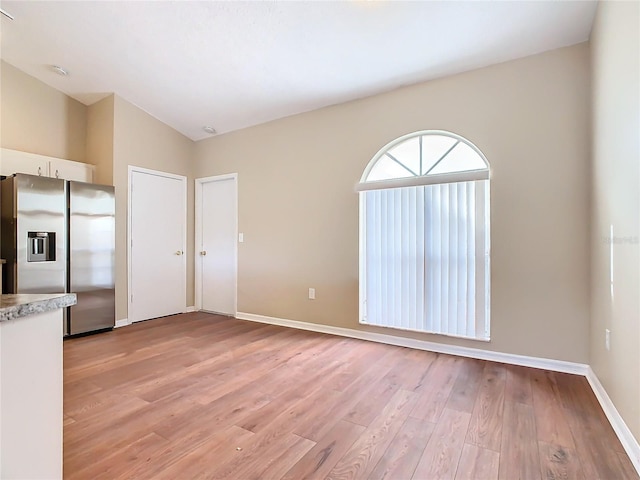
196 174 237 315
129 167 186 322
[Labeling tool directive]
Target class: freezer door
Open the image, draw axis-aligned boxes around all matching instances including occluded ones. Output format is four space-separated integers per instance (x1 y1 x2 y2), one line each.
69 181 115 334
13 174 67 293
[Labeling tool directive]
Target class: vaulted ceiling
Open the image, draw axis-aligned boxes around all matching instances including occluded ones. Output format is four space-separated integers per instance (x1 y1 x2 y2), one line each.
0 1 598 141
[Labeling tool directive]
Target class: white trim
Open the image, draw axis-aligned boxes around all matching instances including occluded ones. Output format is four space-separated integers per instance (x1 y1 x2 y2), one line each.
358 130 490 189
196 173 238 182
128 165 188 323
127 165 186 181
194 177 202 310
194 173 238 316
586 367 640 475
358 192 366 330
186 306 196 313
115 318 131 328
356 170 489 192
235 312 588 375
127 167 133 322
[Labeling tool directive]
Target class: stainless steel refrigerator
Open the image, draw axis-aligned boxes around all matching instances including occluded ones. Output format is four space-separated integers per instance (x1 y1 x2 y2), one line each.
1 173 115 336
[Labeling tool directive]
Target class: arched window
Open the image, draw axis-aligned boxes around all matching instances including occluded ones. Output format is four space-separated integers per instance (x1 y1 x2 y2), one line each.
357 131 490 341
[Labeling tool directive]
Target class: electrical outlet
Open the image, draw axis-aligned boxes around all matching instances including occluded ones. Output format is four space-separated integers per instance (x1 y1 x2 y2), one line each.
308 288 316 300
605 329 611 351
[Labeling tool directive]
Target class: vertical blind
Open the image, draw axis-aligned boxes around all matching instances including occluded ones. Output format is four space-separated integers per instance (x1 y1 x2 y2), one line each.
360 179 490 340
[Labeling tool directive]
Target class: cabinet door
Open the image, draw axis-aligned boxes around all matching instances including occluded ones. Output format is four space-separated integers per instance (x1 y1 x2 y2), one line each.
0 148 50 177
49 158 94 183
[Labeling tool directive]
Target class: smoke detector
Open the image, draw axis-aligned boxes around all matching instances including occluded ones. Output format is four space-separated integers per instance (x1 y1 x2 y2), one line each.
51 65 70 76
203 126 216 135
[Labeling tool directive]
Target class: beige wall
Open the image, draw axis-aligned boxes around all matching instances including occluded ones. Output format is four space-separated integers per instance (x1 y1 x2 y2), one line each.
112 95 195 321
2 14 636 449
86 95 115 186
590 1 640 442
0 62 195 322
0 44 594 366
1 61 87 162
194 44 591 363
1 13 636 453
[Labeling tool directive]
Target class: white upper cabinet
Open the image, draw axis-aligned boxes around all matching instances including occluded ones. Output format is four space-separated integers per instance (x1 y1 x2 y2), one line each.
48 157 94 183
0 148 50 177
0 148 94 182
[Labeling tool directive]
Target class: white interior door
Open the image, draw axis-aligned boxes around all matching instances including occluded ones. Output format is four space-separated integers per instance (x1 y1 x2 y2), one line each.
129 167 186 322
196 174 237 315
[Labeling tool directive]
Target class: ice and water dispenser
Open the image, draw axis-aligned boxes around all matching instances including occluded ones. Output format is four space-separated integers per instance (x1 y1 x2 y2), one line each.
26 231 56 262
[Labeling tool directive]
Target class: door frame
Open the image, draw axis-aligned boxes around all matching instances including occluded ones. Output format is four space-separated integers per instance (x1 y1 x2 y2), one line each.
194 173 238 314
128 165 188 322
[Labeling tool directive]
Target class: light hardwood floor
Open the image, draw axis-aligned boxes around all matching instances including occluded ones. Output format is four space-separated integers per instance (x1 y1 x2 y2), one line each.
63 312 638 479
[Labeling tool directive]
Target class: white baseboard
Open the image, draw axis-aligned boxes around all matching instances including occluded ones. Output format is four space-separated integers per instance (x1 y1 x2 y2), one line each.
114 318 131 328
235 312 588 375
586 367 640 475
186 306 196 313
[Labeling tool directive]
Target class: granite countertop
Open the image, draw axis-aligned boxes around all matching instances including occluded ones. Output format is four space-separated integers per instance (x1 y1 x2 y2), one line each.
0 293 77 322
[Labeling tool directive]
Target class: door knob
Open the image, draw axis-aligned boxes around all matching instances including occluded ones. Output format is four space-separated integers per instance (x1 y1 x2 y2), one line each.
200 251 207 256
175 250 183 256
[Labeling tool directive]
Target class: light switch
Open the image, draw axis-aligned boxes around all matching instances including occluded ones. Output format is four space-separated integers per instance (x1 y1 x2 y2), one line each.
239 233 244 243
